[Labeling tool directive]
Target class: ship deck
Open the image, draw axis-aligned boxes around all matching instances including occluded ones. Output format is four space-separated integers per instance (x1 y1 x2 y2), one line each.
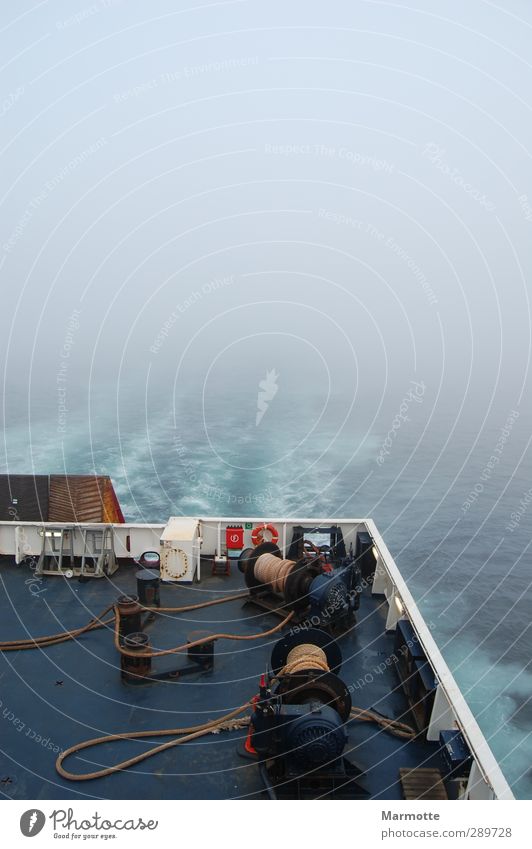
0 555 447 800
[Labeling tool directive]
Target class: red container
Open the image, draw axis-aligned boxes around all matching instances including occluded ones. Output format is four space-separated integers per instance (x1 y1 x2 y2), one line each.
226 525 244 550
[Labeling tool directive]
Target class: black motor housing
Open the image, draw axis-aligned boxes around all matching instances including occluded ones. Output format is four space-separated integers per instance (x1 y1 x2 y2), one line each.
251 702 346 769
248 628 365 799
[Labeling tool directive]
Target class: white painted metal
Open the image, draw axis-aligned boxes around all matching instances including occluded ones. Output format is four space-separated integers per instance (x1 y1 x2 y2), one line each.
385 590 403 631
14 525 29 564
427 684 457 742
366 518 514 801
0 521 166 561
160 517 201 581
466 761 496 800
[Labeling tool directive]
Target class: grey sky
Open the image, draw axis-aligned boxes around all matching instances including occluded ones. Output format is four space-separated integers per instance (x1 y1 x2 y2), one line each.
0 0 531 428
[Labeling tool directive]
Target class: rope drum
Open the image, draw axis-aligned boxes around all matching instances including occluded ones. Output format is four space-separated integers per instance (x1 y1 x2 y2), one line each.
254 553 295 594
282 643 330 674
239 542 318 610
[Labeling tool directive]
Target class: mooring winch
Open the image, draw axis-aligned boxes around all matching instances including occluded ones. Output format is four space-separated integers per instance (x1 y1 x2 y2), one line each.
238 541 361 631
55 617 416 787
245 627 366 799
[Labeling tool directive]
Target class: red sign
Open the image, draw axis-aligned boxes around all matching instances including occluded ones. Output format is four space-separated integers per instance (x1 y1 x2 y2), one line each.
226 526 244 550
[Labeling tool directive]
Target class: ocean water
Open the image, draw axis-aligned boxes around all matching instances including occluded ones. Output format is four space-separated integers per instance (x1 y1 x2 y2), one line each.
2 382 531 798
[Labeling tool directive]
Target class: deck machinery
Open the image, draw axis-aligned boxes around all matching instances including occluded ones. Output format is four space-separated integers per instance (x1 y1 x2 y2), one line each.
246 628 366 799
0 515 515 801
238 537 362 633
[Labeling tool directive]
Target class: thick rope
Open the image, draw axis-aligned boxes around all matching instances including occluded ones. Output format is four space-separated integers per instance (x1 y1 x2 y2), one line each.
0 605 115 651
115 607 295 658
283 643 330 674
155 591 249 612
56 703 252 781
56 701 416 782
254 553 295 594
0 592 250 652
349 708 416 739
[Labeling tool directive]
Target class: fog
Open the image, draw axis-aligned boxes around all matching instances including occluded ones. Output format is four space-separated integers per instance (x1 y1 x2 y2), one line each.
0 0 530 438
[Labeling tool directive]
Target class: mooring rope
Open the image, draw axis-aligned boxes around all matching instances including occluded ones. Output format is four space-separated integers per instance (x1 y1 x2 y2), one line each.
282 643 330 674
55 699 416 782
0 592 251 651
56 703 252 781
254 553 295 594
114 607 295 658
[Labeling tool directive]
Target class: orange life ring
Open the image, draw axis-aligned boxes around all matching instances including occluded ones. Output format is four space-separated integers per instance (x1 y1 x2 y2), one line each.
251 523 279 546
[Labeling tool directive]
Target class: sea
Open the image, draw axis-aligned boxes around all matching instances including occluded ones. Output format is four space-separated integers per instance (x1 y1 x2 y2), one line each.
2 380 531 798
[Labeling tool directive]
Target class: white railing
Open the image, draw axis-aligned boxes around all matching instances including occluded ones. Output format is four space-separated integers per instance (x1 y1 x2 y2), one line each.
367 518 514 801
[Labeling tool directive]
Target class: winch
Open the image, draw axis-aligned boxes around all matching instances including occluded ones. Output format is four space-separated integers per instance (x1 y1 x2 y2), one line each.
246 628 366 799
238 541 360 632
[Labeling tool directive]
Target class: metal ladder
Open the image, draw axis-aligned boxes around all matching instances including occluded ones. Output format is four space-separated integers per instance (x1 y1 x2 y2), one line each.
36 526 74 576
79 526 117 577
35 525 117 577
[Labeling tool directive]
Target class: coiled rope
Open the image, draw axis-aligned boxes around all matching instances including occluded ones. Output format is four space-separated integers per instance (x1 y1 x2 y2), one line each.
254 553 295 594
277 645 416 739
282 643 330 674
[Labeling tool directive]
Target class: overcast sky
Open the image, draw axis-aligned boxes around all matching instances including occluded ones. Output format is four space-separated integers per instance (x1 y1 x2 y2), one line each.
1 0 531 434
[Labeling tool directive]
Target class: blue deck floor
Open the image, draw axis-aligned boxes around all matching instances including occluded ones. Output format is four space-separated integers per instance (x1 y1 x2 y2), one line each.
0 556 445 800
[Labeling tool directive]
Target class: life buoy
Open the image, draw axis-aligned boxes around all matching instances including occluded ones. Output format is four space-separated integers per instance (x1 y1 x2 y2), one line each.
251 523 279 546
